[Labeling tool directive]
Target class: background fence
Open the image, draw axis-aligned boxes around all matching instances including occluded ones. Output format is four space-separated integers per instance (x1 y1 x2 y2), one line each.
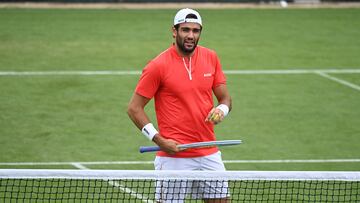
2 0 360 4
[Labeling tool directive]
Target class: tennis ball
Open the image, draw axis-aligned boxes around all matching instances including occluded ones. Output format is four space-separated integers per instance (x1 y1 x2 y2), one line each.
210 113 220 122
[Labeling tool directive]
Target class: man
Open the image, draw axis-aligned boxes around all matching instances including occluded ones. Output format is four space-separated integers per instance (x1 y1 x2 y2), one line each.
127 8 232 203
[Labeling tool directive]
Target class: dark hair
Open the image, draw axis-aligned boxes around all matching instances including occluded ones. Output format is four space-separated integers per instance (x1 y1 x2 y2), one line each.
185 14 198 19
174 13 202 31
174 24 180 30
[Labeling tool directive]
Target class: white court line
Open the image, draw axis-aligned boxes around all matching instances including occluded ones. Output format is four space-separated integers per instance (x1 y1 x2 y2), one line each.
0 161 154 165
0 70 141 76
316 71 360 91
226 69 360 75
72 163 153 203
223 159 360 163
0 69 360 76
3 68 358 93
71 162 89 170
1 159 360 166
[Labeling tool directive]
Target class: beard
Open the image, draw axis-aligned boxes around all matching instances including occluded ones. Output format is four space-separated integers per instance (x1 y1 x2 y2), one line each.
176 35 199 54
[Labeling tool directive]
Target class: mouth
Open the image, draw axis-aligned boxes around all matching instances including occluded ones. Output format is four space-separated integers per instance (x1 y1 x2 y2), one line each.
184 41 194 49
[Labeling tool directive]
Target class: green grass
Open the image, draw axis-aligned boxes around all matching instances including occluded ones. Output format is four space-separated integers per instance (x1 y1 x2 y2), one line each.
0 8 359 171
1 9 360 70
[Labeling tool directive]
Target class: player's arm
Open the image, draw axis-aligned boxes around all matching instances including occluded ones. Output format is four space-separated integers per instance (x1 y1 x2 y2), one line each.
205 84 232 124
214 84 232 111
127 93 152 129
127 93 180 154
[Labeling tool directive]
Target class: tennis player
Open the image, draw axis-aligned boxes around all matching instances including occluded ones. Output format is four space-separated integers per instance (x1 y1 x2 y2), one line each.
127 8 232 203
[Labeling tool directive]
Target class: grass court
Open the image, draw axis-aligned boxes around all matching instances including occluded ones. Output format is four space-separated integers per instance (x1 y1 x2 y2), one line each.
0 7 359 171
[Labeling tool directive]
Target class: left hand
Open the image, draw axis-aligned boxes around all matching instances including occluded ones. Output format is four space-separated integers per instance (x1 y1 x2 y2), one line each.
205 107 225 125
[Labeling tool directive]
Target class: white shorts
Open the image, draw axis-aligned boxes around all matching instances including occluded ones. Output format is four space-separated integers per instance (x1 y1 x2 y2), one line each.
154 151 229 202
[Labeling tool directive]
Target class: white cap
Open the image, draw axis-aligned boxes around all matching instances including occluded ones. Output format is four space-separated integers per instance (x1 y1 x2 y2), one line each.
174 8 202 26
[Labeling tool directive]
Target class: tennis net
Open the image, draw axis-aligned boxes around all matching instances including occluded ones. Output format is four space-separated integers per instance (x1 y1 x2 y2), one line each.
1 169 359 202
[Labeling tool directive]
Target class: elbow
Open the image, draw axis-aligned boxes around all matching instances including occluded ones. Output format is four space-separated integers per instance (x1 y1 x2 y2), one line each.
127 103 137 118
127 102 144 119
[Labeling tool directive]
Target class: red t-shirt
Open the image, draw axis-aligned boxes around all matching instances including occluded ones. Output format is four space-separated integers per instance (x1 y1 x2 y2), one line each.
135 45 226 158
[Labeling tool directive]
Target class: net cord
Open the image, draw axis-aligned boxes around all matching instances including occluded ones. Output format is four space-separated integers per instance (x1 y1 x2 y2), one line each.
1 169 360 181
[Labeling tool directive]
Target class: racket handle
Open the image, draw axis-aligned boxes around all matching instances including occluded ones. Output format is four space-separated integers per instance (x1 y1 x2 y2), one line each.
139 146 161 153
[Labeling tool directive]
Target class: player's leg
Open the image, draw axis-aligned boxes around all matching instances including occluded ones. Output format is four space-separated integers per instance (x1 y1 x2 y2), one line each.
154 156 198 203
155 179 188 203
198 151 230 202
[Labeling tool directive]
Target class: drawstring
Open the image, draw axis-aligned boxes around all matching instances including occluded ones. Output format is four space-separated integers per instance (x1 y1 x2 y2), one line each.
182 57 192 80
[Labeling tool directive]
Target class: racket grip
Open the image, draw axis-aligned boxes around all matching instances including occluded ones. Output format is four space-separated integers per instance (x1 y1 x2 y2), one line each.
139 146 161 153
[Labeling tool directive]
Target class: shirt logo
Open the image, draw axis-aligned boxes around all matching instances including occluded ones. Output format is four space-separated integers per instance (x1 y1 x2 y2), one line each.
204 73 212 77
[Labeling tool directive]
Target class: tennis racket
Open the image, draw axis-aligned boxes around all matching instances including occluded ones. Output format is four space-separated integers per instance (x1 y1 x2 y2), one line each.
139 140 242 153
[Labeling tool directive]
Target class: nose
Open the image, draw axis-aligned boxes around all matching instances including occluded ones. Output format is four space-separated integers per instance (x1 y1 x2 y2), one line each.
187 31 194 40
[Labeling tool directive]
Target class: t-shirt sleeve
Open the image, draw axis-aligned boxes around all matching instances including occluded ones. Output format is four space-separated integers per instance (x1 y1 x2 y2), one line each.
212 52 226 88
135 61 161 99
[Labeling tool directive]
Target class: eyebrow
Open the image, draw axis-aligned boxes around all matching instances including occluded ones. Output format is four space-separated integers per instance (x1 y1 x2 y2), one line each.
181 27 201 31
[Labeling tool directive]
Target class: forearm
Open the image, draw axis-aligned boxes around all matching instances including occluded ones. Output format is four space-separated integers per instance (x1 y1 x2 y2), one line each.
127 93 180 154
214 84 232 112
206 84 232 124
128 107 179 153
127 106 151 130
127 93 153 130
217 95 232 112
127 101 160 141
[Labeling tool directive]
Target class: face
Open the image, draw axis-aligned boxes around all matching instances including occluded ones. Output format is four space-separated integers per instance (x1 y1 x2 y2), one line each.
173 22 202 55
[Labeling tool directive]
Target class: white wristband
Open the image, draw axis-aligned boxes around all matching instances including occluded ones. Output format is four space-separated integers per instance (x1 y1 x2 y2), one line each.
216 104 229 117
141 123 158 141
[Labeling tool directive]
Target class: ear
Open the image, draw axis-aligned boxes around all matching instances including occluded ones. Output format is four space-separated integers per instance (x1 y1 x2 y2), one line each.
172 27 176 39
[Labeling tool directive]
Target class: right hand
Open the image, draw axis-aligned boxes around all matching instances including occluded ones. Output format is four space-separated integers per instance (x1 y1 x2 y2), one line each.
153 134 181 155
